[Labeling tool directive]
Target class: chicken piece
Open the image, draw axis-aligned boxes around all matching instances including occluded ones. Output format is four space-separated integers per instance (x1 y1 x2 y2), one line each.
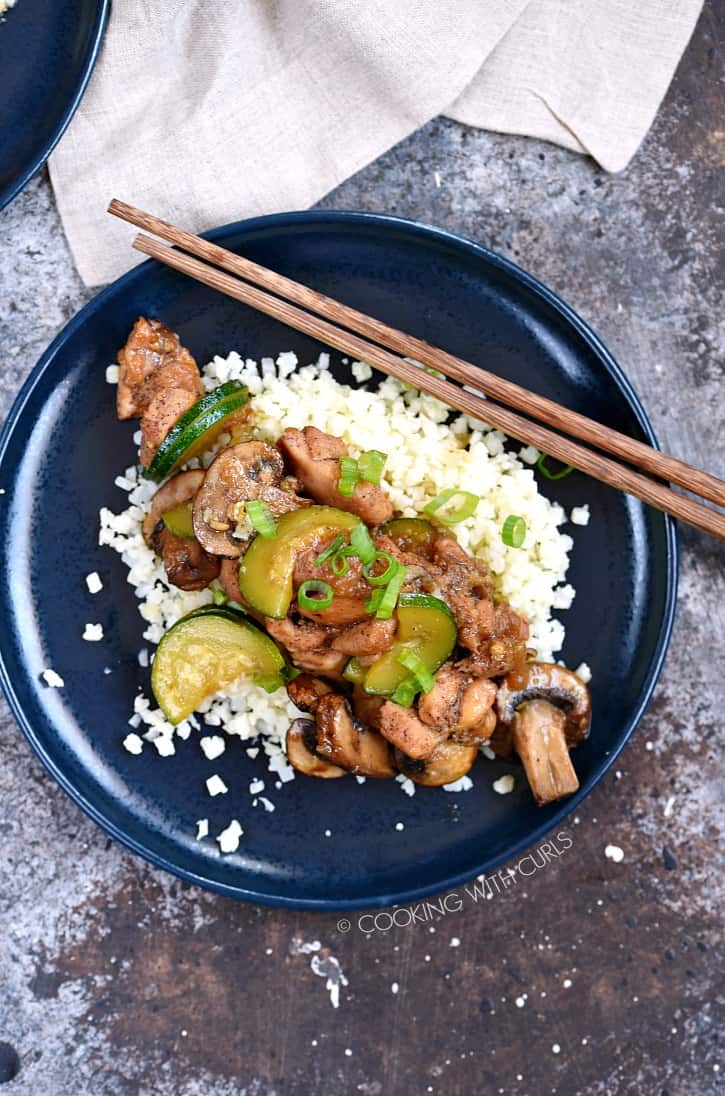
264 617 347 680
378 701 449 760
286 674 334 714
351 686 385 730
139 387 198 467
417 664 497 735
430 537 497 654
116 317 202 420
512 700 580 806
395 740 478 787
314 694 395 777
193 441 307 558
218 558 244 603
293 540 371 626
330 616 397 656
278 426 393 525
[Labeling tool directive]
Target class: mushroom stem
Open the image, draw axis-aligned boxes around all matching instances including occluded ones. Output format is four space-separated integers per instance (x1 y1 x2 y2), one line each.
512 700 579 806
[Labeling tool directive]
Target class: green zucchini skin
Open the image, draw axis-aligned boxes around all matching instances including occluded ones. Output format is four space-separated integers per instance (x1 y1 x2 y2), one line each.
145 382 249 482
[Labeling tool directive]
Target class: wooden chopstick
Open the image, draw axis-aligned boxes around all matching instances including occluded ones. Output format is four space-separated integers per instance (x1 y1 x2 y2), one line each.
109 198 725 511
125 230 725 541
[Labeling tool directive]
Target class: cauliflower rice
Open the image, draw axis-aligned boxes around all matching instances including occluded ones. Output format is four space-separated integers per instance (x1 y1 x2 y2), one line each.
100 350 581 787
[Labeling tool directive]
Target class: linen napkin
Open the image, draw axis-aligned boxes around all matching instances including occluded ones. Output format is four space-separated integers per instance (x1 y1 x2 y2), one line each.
48 0 703 287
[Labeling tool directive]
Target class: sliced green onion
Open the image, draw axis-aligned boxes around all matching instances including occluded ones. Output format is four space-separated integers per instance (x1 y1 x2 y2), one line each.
365 587 384 614
358 450 387 485
375 565 408 620
314 534 346 567
501 514 527 548
350 522 376 565
246 500 277 539
330 551 351 577
212 589 229 606
391 678 418 707
226 600 247 614
536 453 574 480
397 649 435 692
338 456 360 497
282 664 302 682
343 657 366 684
423 488 480 525
362 551 397 586
297 579 334 611
254 673 285 693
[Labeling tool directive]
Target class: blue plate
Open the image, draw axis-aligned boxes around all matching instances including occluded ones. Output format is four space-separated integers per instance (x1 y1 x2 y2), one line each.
0 212 677 909
0 0 109 209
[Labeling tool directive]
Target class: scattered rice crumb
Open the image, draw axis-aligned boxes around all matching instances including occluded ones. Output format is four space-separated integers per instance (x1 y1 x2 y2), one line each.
519 445 539 465
552 1044 561 1055
105 364 119 384
195 819 209 840
493 774 515 795
395 822 404 831
605 844 624 863
200 735 226 760
351 361 373 383
575 661 592 684
154 736 175 757
664 796 675 818
206 774 228 797
256 796 275 812
515 996 526 1008
570 505 590 526
41 668 64 688
443 775 474 792
85 572 103 594
324 829 332 837
82 623 104 642
563 978 572 988
217 819 243 853
391 982 399 994
122 733 143 755
450 937 460 948
249 778 265 794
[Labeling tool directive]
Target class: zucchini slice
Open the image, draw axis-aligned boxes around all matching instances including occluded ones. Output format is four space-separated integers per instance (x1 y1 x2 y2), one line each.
379 517 438 557
360 593 457 696
145 381 250 482
151 608 284 723
162 502 195 538
238 505 360 619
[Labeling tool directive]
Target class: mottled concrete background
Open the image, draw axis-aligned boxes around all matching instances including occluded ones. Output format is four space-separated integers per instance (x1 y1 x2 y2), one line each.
0 4 723 1095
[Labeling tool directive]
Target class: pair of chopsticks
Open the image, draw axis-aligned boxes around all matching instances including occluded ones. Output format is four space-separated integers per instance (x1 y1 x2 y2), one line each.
108 199 725 540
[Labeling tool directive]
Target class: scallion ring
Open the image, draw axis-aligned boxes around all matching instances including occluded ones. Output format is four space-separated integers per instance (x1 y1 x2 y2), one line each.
314 534 346 567
391 678 419 707
212 589 229 606
365 587 384 614
350 522 376 565
536 453 574 480
246 500 277 539
362 551 397 586
375 565 408 620
501 514 527 549
423 488 480 524
297 580 334 611
338 456 360 497
358 450 387 485
397 649 435 692
330 551 351 577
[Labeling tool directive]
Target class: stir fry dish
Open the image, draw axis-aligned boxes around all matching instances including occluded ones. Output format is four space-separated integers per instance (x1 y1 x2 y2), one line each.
116 318 591 806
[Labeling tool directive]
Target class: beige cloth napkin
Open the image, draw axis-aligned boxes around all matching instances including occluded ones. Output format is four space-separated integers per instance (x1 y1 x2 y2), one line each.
49 0 703 287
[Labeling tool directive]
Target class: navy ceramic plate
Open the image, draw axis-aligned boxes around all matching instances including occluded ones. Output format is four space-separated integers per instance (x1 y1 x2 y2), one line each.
0 0 109 209
0 212 677 909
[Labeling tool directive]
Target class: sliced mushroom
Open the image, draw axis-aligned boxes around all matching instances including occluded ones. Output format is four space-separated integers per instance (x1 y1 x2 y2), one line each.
378 700 449 760
395 741 478 787
286 674 334 714
142 469 206 546
278 426 394 525
511 700 579 805
315 694 395 778
497 662 591 746
158 533 221 591
286 718 346 778
192 441 305 558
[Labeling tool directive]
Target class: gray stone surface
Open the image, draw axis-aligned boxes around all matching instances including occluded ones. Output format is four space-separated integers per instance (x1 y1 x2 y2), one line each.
0 4 722 1094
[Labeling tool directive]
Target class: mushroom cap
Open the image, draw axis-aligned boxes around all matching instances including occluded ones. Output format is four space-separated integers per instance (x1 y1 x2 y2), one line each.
496 662 591 745
315 694 395 778
286 718 346 779
142 469 206 546
394 740 478 787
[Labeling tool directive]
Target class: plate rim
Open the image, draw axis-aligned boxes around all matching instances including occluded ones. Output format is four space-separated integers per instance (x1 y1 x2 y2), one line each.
0 0 111 210
0 209 679 909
